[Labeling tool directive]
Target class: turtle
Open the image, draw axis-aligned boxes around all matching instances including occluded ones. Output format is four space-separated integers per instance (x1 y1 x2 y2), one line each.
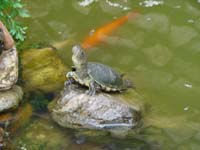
66 45 133 95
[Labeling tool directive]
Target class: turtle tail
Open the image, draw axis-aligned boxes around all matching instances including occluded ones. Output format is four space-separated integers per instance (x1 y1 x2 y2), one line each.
123 79 134 89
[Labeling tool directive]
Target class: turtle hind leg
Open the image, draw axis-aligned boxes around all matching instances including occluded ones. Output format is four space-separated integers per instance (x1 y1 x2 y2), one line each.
85 80 99 96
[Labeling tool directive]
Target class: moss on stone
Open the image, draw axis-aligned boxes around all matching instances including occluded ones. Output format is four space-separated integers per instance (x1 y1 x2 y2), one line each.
21 47 68 93
13 118 70 150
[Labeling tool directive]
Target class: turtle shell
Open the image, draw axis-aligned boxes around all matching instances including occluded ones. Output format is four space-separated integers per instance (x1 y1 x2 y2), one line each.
87 62 124 90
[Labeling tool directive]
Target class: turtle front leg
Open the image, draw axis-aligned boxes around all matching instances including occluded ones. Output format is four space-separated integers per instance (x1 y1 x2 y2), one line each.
64 77 76 91
65 71 76 89
64 78 75 87
86 80 97 96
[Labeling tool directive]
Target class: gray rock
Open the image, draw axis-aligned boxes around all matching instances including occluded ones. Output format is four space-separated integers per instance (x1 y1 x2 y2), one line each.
0 47 18 91
0 85 23 112
49 85 140 133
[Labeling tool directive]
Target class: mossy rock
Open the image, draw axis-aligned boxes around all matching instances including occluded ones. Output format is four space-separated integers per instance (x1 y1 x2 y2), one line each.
12 118 70 150
21 47 68 93
9 103 33 133
0 103 33 130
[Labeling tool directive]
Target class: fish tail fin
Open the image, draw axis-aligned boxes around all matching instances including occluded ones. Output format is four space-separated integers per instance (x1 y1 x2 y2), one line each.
127 10 140 20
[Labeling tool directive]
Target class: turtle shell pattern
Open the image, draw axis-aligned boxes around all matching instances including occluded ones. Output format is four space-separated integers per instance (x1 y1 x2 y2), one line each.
87 62 124 91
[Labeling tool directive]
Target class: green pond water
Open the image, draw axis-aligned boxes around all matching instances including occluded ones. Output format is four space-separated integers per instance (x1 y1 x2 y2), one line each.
12 0 200 149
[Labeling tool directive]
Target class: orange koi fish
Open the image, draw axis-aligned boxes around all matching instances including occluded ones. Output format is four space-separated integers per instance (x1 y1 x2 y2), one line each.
81 11 139 49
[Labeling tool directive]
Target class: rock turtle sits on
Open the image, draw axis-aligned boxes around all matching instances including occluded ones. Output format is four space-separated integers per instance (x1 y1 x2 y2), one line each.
66 45 133 95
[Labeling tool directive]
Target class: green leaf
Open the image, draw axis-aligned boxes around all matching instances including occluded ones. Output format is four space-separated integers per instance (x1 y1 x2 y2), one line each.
18 9 30 18
13 2 22 8
0 0 31 42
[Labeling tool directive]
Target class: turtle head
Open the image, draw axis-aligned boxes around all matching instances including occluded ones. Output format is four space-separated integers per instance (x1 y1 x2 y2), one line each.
72 45 87 68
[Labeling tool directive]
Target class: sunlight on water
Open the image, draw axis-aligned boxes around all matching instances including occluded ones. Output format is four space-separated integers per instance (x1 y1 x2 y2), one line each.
140 0 164 7
78 0 98 7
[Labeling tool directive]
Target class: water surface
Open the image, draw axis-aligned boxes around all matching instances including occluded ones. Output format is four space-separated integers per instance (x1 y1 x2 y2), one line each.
17 0 200 149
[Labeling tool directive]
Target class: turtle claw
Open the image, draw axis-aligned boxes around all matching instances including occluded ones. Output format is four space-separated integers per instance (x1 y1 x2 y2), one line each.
85 90 96 96
64 82 71 91
64 81 69 87
65 78 75 87
65 78 78 91
64 81 70 89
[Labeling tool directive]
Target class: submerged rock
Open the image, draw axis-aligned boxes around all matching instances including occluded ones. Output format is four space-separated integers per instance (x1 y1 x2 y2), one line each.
9 103 33 133
0 47 18 91
72 129 151 150
135 13 170 34
0 127 4 148
143 44 172 67
141 114 200 149
0 103 33 149
21 47 68 93
169 25 198 47
0 85 23 112
13 118 70 150
49 85 141 135
0 104 32 128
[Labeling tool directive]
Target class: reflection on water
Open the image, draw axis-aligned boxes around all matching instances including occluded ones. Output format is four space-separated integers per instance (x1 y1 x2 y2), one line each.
16 0 200 149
